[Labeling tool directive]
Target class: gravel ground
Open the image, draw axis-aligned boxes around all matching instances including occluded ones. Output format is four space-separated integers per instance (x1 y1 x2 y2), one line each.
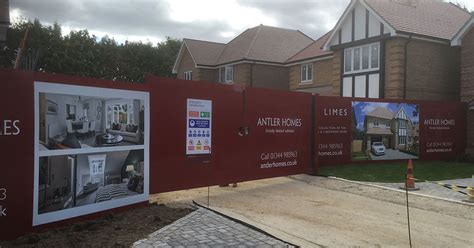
151 175 474 247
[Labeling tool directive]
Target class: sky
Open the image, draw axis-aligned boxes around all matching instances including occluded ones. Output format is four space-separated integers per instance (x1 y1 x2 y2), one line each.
9 0 474 45
352 101 419 131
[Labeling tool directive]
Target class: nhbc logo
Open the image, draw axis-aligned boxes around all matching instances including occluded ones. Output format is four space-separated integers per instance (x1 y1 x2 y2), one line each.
0 120 21 136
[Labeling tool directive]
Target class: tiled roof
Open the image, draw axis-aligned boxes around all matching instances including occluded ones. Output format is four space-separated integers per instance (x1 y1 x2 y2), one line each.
0 0 10 25
286 31 333 63
451 14 474 45
366 107 394 119
183 39 226 66
184 25 313 66
216 25 313 64
365 0 471 40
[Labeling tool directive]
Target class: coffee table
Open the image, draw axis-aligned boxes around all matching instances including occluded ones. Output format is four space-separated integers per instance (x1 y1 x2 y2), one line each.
96 133 123 146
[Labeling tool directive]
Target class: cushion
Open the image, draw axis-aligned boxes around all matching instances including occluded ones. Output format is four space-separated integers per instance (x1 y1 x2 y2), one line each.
126 124 138 133
112 123 120 130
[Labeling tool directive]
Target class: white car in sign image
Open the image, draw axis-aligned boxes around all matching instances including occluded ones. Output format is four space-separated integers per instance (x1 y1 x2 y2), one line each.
371 142 386 156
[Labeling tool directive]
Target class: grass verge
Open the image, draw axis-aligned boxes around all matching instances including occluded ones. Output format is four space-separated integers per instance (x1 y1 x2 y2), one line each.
318 161 474 183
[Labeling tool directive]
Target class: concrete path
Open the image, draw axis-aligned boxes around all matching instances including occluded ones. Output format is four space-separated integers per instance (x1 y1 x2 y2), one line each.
370 148 419 160
151 176 473 247
133 206 294 248
369 178 473 202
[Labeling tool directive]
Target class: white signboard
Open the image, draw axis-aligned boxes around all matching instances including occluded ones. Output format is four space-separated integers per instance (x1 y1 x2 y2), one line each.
34 82 150 226
186 99 212 155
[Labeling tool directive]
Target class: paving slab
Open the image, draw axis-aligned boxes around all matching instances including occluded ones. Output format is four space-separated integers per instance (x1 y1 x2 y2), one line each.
368 178 473 202
369 149 419 160
134 207 294 247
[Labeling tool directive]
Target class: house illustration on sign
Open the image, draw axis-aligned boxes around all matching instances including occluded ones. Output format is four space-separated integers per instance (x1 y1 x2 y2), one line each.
353 101 419 160
364 106 416 150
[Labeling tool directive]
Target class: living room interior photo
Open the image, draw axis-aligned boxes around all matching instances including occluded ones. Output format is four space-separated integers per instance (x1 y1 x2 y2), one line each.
38 149 145 215
38 92 145 150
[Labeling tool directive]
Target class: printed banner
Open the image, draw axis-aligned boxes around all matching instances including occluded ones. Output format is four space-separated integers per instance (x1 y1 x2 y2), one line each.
352 101 419 161
315 96 466 165
186 99 212 155
34 82 149 226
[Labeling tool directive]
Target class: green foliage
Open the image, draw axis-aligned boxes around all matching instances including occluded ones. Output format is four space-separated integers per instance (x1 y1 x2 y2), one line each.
0 19 182 82
319 161 474 183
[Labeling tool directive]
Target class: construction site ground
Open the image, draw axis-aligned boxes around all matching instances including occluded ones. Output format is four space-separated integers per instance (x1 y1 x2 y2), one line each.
151 175 474 247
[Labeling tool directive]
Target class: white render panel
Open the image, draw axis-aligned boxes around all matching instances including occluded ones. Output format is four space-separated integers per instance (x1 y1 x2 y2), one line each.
368 74 380 98
343 77 353 97
384 24 390 34
354 4 366 41
354 75 366 97
330 31 340 46
396 108 408 120
341 13 352 43
368 11 380 37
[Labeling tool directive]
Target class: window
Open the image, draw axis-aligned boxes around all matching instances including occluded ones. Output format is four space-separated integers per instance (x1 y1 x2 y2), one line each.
374 119 379 127
344 49 352 72
344 42 380 74
386 121 391 128
399 119 407 129
106 101 134 128
371 43 379 68
184 71 192 80
362 46 369 69
353 48 361 71
219 66 233 83
399 135 406 145
219 67 225 82
301 64 313 83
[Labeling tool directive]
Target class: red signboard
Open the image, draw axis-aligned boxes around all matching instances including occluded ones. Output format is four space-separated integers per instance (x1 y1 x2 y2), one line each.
0 70 468 240
314 96 352 166
314 96 467 168
419 102 466 160
244 87 312 179
148 77 312 193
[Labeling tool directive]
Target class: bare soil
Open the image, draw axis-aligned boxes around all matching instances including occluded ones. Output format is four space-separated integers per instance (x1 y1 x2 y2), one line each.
151 175 474 247
0 203 193 248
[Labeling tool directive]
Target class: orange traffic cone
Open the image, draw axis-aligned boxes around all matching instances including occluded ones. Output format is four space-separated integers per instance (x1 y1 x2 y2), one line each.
400 159 419 191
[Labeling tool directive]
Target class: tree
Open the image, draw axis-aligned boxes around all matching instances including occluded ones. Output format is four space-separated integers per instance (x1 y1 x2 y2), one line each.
0 19 182 82
156 37 182 78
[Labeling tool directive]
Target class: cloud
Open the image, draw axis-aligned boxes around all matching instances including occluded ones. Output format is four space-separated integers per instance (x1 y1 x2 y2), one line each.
237 0 349 38
9 0 350 45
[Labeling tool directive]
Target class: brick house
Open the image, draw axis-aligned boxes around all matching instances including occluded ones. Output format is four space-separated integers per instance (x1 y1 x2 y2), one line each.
451 15 474 154
290 0 471 100
363 106 415 152
174 0 470 101
172 25 313 90
286 32 334 95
